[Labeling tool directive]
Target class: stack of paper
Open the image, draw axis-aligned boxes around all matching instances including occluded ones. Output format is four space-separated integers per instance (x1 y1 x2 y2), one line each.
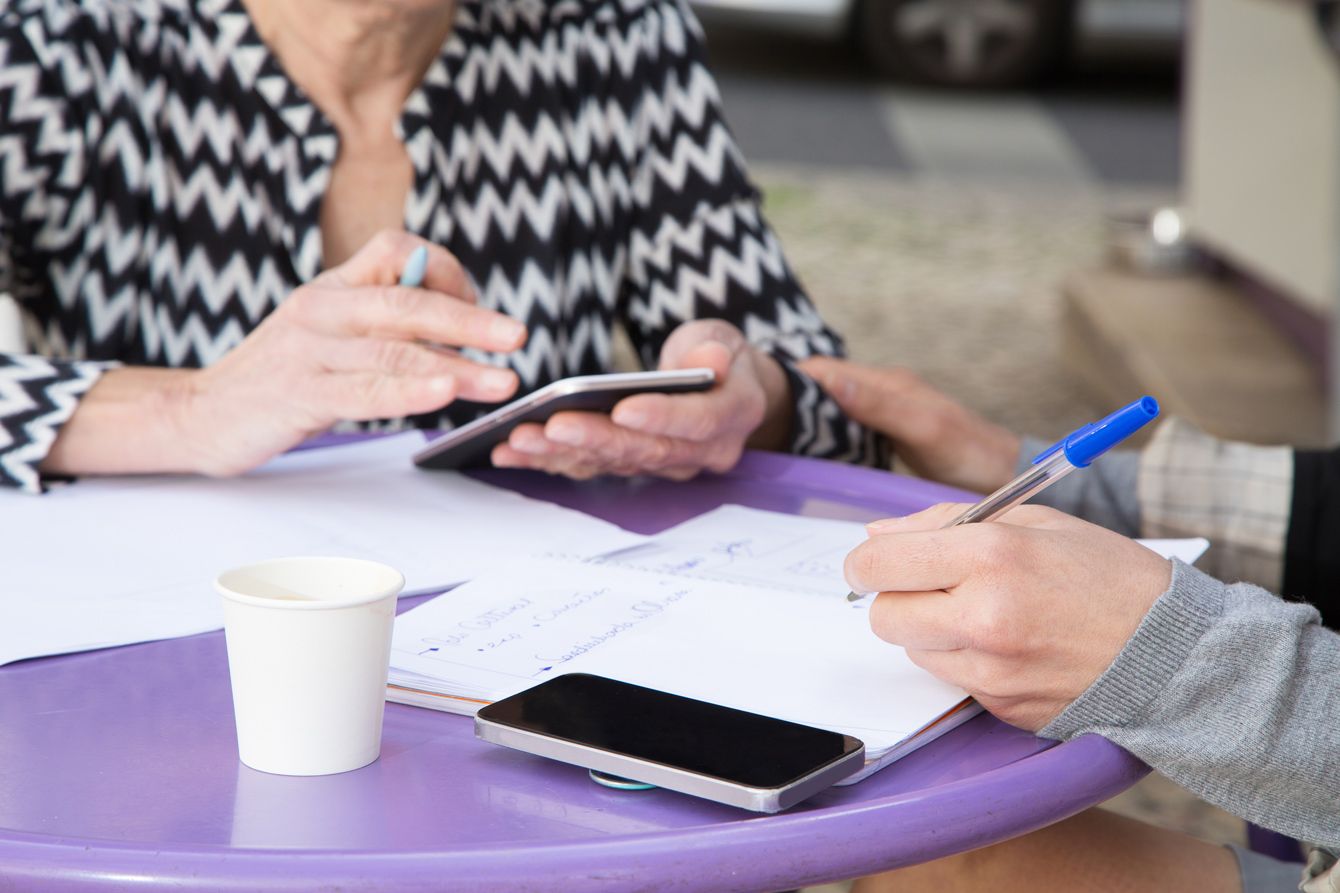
0 434 645 666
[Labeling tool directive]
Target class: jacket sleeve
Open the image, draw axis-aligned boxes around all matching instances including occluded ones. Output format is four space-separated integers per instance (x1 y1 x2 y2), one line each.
0 14 117 493
612 1 887 465
1042 560 1340 851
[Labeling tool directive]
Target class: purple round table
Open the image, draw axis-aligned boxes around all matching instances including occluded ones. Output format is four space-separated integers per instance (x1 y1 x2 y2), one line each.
0 451 1149 892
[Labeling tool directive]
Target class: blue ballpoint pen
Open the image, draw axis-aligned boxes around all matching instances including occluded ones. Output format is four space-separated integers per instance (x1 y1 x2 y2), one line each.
846 396 1161 602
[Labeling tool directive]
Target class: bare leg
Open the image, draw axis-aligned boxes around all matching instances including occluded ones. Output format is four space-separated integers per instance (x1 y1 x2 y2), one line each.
850 808 1242 893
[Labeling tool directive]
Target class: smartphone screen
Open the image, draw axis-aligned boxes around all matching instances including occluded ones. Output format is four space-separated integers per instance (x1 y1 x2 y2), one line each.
477 674 861 789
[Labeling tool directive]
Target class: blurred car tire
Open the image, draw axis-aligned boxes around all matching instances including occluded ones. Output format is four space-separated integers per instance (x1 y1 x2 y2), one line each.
858 0 1074 87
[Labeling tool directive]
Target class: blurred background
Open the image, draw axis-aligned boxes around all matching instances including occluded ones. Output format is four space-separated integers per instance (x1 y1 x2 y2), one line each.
687 0 1338 873
691 0 1332 449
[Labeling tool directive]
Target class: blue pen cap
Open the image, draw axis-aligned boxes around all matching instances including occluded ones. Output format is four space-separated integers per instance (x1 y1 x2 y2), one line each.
1034 396 1160 468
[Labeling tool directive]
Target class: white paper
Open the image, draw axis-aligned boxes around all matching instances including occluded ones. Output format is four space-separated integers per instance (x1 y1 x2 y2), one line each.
601 505 867 596
1138 537 1211 565
605 505 1211 594
390 557 969 758
0 434 644 666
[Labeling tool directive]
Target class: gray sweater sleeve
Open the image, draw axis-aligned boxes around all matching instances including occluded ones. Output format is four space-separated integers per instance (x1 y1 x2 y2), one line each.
1015 435 1141 537
1041 560 1340 849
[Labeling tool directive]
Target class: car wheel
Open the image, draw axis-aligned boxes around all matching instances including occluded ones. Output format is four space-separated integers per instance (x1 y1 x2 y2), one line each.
858 0 1073 88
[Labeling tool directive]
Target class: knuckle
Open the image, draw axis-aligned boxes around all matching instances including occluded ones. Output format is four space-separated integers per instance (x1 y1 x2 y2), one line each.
975 524 1018 568
641 435 673 467
966 601 1014 654
369 229 408 256
285 286 318 324
689 410 719 442
357 375 388 405
381 285 422 318
847 543 883 591
374 340 415 375
705 445 741 474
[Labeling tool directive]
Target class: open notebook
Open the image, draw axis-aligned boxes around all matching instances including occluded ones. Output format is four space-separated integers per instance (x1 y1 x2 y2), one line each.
387 505 1209 783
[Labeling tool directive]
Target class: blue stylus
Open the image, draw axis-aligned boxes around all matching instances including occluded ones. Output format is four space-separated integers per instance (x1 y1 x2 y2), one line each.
846 396 1161 601
399 245 428 288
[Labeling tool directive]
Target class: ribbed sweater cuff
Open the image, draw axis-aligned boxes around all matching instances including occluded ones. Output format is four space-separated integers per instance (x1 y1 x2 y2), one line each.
1040 559 1226 740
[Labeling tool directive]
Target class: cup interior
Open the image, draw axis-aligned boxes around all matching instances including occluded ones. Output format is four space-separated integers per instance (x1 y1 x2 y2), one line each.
216 557 404 610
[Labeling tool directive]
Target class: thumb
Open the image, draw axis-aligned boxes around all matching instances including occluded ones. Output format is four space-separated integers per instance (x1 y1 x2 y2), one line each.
866 503 971 535
659 319 746 371
672 339 734 380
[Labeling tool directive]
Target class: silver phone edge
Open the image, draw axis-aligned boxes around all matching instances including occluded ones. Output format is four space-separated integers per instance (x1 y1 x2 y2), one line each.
411 368 716 466
474 715 866 814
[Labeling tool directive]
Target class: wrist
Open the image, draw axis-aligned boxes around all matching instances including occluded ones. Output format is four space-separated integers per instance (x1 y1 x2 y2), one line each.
40 367 214 477
745 349 792 450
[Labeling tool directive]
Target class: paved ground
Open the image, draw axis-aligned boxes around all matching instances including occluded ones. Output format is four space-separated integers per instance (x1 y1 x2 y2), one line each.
706 23 1181 190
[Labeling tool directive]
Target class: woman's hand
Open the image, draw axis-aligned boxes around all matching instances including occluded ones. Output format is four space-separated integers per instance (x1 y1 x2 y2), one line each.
490 319 790 481
845 503 1173 732
800 357 1020 494
177 231 526 476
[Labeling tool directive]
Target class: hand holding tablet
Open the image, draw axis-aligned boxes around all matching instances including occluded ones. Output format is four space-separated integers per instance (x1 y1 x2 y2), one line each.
413 368 716 470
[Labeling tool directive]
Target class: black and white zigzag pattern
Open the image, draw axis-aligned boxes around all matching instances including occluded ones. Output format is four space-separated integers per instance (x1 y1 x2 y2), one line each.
0 0 882 493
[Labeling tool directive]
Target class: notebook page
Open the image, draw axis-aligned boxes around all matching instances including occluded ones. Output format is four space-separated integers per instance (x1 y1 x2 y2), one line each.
390 557 969 754
604 505 1210 594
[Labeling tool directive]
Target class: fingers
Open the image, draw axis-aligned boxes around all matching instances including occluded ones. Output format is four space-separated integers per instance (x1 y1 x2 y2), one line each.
611 389 734 442
292 284 526 353
491 438 605 480
868 590 968 651
316 337 519 403
799 357 906 429
316 230 478 303
658 319 746 372
545 412 707 470
492 413 731 478
844 522 1018 595
309 372 458 422
866 502 972 534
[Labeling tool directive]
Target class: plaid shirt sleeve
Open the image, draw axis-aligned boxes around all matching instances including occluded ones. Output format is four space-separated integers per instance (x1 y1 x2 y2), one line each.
1137 418 1294 592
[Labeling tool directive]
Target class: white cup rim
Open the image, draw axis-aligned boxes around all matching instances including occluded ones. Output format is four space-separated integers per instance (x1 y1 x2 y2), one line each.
215 556 405 612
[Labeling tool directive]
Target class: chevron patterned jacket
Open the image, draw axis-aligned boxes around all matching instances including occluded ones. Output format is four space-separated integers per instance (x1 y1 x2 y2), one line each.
0 0 883 493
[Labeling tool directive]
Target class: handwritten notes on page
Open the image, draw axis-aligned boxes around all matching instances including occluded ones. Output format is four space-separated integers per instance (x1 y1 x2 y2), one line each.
600 504 866 596
388 504 1213 772
389 555 972 765
602 505 1210 593
0 434 645 666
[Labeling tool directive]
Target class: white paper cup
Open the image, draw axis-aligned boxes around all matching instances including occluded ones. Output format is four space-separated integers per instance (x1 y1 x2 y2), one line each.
216 557 404 776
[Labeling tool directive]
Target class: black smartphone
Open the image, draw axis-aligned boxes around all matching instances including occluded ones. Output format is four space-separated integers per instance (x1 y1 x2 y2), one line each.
413 369 716 471
474 674 865 813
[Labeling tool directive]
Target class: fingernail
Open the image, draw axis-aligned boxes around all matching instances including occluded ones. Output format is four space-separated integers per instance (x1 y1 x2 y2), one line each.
866 517 905 533
492 318 525 345
547 422 583 446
